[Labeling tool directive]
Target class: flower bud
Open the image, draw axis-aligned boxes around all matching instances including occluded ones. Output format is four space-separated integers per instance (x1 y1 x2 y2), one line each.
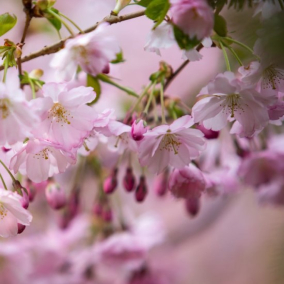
103 168 118 194
29 69 43 79
185 197 200 217
154 171 168 196
102 207 112 222
14 45 22 59
112 0 131 15
196 124 219 139
13 180 29 209
123 167 136 192
135 176 147 202
131 119 147 141
45 182 67 210
102 64 110 74
93 202 103 217
26 182 37 202
36 0 56 10
17 223 26 234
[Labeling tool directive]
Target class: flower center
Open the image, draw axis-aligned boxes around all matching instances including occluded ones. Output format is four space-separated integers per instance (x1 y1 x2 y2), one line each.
0 203 7 220
48 103 71 125
159 133 181 155
33 148 50 160
263 65 284 90
0 98 10 119
224 94 241 118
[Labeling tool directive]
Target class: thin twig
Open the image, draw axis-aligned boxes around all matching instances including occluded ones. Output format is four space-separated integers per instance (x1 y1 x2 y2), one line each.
164 43 203 91
0 10 145 71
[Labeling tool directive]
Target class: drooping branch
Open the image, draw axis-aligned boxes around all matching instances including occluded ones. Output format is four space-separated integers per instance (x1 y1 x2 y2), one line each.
0 10 145 71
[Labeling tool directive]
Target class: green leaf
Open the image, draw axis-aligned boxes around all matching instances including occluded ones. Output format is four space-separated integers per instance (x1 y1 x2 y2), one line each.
214 14 227 37
45 7 62 31
135 0 152 7
87 74 101 105
111 51 125 64
145 0 170 28
173 25 200 50
0 13 17 37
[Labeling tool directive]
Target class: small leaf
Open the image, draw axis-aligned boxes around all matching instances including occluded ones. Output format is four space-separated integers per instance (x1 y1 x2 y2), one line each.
214 14 227 37
135 0 152 7
45 7 62 31
145 0 170 28
111 51 125 64
0 13 17 37
87 74 101 105
173 25 200 50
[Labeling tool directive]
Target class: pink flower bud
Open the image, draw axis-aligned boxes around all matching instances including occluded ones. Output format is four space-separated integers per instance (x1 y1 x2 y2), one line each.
17 223 26 234
123 167 136 192
13 180 29 209
102 207 112 222
103 168 118 194
45 182 67 210
185 197 200 217
135 176 147 202
26 183 37 202
93 202 103 217
196 124 219 139
102 64 110 74
131 119 147 141
154 171 169 196
169 164 206 199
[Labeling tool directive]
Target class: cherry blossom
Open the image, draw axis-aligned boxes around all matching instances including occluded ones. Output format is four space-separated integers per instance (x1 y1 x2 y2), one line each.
138 115 205 174
0 188 32 238
10 139 76 183
50 24 120 80
170 0 214 41
192 72 269 137
0 71 39 146
32 82 97 150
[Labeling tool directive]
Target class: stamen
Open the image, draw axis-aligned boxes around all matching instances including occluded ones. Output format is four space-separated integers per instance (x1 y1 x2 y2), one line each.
262 65 284 90
0 98 10 119
48 103 72 126
159 134 181 155
33 148 50 160
0 204 7 220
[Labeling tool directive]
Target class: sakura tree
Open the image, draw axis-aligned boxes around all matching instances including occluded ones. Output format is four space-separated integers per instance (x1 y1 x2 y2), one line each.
0 0 283 283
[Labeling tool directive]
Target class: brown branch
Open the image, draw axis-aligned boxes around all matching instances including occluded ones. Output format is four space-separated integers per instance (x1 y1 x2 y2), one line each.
0 10 145 71
17 0 33 80
164 43 204 91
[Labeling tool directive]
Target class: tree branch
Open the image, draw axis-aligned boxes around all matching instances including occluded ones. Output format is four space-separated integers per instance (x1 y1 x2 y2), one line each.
0 10 145 71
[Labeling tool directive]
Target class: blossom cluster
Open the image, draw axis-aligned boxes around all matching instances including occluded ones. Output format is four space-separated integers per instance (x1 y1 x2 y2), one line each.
0 0 283 282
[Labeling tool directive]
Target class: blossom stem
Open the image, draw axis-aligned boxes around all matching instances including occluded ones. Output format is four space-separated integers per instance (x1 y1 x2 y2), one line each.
226 45 243 66
219 41 231 72
47 9 75 36
97 74 139 98
28 77 36 99
160 78 166 124
0 159 17 183
152 94 158 122
59 13 84 33
129 82 153 114
2 59 8 83
223 37 254 56
144 81 156 114
0 173 7 190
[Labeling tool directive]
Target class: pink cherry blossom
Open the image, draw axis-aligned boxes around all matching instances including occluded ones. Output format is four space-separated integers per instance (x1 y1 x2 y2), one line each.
0 70 39 146
10 139 76 183
239 61 284 98
192 72 269 137
50 24 120 80
32 82 97 150
170 0 214 41
0 188 32 237
138 115 205 174
168 164 206 199
107 120 138 153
